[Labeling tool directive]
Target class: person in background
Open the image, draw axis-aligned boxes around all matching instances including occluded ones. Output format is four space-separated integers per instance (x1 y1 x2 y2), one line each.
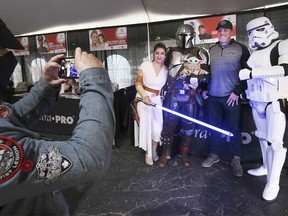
90 29 100 51
98 33 109 49
64 78 78 94
158 24 210 168
37 35 48 54
198 24 212 40
239 16 288 201
134 42 168 165
201 20 250 177
0 19 24 102
0 19 115 215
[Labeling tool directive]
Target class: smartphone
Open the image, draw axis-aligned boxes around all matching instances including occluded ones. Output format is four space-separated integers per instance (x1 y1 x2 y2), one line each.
58 57 78 78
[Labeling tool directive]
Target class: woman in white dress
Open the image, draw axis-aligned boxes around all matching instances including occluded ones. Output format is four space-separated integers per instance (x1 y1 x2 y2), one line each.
134 43 168 165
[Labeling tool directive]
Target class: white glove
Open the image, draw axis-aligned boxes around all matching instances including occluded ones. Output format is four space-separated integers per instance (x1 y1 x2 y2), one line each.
239 68 251 80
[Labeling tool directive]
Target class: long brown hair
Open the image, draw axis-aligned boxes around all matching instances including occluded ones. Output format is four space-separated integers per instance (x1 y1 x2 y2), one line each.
153 42 166 53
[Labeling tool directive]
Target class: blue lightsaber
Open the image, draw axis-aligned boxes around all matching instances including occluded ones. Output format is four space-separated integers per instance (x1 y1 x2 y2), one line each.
136 97 233 137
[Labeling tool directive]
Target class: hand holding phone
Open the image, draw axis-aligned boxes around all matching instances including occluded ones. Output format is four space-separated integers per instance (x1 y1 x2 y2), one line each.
58 57 78 78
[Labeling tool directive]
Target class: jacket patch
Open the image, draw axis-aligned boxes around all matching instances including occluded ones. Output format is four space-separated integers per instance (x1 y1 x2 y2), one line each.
21 160 34 172
0 136 23 183
0 104 11 118
36 146 73 184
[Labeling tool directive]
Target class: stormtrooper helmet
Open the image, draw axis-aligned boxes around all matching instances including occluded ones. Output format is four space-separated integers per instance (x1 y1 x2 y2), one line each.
176 24 194 49
246 17 279 50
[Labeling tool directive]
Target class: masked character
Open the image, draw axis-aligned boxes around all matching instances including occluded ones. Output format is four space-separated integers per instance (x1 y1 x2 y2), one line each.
239 16 288 201
158 24 210 168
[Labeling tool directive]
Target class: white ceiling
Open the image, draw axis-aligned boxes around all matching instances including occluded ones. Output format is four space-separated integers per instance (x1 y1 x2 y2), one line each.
1 0 288 36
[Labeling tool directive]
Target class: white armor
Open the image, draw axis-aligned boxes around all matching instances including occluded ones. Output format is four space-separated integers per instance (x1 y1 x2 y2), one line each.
169 51 191 78
239 17 288 201
170 24 195 78
246 17 279 50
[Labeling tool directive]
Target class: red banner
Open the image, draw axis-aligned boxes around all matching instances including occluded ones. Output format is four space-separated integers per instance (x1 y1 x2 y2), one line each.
36 33 66 54
89 27 127 51
184 14 236 44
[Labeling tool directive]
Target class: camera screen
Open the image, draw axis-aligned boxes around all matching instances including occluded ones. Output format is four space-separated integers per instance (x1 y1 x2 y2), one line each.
58 58 78 78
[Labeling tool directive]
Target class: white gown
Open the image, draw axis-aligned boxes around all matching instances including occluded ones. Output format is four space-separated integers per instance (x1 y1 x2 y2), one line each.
134 61 168 157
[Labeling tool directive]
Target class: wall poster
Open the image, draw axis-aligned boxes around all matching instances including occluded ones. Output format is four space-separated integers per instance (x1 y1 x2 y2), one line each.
13 37 30 56
35 32 66 54
184 14 236 45
89 27 127 51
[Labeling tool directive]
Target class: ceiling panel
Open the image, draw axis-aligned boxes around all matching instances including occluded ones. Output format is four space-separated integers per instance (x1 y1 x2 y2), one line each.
0 0 287 36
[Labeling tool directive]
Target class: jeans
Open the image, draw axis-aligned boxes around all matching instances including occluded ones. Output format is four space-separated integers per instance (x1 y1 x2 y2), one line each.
208 95 242 157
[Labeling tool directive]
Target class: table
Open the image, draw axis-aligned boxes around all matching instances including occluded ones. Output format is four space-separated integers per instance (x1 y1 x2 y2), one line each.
11 93 288 165
12 93 79 135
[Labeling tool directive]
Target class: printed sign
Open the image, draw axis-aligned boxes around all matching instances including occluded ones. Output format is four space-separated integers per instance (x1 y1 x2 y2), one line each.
13 37 30 56
184 14 236 44
89 27 127 51
36 33 66 54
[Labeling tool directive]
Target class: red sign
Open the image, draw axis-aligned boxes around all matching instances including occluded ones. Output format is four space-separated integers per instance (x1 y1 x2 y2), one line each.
89 27 127 51
184 14 236 44
36 33 66 54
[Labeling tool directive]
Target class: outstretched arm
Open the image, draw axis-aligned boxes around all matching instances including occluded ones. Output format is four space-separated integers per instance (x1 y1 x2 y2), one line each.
0 48 115 206
240 40 288 80
12 54 66 128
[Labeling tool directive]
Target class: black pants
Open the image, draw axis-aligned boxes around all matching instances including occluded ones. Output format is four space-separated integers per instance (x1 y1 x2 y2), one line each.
208 95 242 157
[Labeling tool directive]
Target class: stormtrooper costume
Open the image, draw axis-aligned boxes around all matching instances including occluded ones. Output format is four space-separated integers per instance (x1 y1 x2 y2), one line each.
158 24 210 168
239 17 288 201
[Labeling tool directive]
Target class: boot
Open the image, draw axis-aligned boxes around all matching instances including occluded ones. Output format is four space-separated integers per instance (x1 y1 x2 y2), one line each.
262 146 287 201
158 155 168 168
145 153 153 166
179 134 192 168
158 136 172 168
180 146 191 168
181 157 191 168
248 139 268 176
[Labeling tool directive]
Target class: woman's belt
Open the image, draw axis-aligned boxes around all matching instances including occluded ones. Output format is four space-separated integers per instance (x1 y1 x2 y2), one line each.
143 86 160 96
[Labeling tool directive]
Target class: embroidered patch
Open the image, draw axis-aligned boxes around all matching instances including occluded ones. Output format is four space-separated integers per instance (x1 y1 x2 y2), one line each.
0 104 11 118
0 136 23 183
21 160 34 172
36 146 73 184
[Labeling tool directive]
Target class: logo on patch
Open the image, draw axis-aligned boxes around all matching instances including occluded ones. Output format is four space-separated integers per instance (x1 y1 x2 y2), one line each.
0 136 23 183
36 146 73 184
0 105 11 118
22 160 34 172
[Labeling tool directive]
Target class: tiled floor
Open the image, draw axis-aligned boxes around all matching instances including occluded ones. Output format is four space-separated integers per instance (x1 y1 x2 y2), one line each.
57 136 288 216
